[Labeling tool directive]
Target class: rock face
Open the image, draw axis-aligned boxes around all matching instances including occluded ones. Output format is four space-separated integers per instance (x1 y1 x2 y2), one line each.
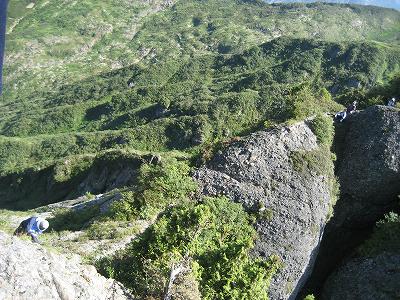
334 105 400 228
302 105 400 296
0 231 133 300
321 253 400 300
194 121 333 300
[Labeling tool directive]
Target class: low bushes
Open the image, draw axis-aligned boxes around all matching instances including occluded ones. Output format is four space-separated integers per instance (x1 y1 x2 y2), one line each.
107 158 197 220
358 211 400 256
97 197 280 300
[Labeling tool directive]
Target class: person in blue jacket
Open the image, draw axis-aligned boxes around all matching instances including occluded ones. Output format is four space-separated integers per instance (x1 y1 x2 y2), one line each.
0 0 8 95
387 97 396 107
14 216 49 243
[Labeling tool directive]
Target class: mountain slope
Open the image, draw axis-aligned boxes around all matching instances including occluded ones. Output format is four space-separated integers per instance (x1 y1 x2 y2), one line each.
2 0 400 101
0 1 399 299
0 38 399 178
0 0 399 209
266 0 400 10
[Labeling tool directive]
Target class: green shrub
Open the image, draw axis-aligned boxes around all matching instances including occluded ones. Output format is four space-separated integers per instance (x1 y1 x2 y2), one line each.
358 212 400 256
86 221 121 240
289 139 339 219
290 148 332 177
96 197 280 299
309 113 334 146
135 158 198 219
53 155 95 183
107 191 137 221
50 205 100 231
288 85 342 122
107 158 197 221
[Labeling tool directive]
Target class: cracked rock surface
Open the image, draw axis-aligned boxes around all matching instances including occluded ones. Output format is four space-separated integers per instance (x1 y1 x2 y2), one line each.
0 231 133 300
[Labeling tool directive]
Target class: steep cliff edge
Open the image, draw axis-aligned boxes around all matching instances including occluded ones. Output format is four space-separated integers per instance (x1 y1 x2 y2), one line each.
194 119 335 300
303 105 400 297
0 231 133 300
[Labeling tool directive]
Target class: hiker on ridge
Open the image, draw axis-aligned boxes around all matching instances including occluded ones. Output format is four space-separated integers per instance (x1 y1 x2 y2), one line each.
334 110 347 123
346 101 357 114
387 97 396 107
14 216 49 244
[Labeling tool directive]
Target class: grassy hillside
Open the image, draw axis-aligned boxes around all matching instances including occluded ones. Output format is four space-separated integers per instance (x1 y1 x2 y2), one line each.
2 0 400 101
0 1 399 207
1 1 399 298
0 37 399 172
266 0 400 10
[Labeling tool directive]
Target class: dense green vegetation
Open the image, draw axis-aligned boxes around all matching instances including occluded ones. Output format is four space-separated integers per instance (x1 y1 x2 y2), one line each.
336 73 400 108
0 1 398 185
97 197 280 300
3 0 400 101
1 37 399 178
107 158 197 220
1 0 400 297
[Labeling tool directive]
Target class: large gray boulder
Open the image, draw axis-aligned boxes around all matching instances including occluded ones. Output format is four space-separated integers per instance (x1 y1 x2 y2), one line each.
303 105 400 295
334 105 400 228
0 231 133 300
321 253 400 300
194 121 334 300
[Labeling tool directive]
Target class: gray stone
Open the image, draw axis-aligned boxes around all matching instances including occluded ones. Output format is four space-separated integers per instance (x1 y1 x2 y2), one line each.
194 121 333 300
334 105 400 228
321 253 400 300
0 231 134 300
303 105 400 296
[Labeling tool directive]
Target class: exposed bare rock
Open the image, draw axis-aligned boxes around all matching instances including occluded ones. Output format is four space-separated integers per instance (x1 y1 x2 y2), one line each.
321 253 400 300
301 105 400 297
0 231 134 300
334 105 400 228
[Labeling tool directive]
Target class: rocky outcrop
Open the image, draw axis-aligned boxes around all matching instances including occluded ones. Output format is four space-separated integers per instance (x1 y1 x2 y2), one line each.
302 105 400 296
0 231 133 300
321 253 400 300
333 105 400 228
194 121 334 300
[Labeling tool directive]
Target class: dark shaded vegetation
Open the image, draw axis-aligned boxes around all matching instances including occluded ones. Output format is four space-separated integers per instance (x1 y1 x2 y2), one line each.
0 150 142 210
358 211 400 256
50 205 100 232
336 73 400 108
